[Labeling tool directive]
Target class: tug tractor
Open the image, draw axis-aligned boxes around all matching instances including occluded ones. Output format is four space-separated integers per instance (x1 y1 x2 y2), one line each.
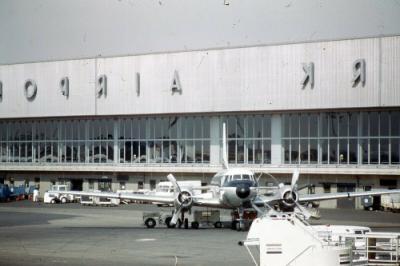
143 212 170 228
143 210 222 229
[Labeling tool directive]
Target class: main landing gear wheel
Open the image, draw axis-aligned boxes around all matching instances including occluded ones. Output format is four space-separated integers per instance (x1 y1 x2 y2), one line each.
214 221 222 228
236 222 243 231
231 221 238 230
165 217 176 228
145 218 156 228
191 221 199 229
184 218 189 229
61 197 67 204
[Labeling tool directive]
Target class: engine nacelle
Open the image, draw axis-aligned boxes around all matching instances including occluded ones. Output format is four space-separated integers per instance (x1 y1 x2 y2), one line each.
278 189 299 211
174 190 193 210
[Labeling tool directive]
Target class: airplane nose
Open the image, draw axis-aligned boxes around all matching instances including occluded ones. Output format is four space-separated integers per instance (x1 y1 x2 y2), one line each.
236 184 251 199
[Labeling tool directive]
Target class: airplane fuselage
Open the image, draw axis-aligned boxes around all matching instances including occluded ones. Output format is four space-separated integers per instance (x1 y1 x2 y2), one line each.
209 168 259 209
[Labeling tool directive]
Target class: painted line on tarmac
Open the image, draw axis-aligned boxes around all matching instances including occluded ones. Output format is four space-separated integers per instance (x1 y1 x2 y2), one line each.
135 238 157 242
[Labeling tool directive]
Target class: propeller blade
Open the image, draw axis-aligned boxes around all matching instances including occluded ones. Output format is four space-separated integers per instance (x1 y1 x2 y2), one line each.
251 201 277 216
298 184 314 191
294 201 312 220
251 201 265 216
167 174 181 193
262 172 284 189
291 170 300 190
171 205 183 225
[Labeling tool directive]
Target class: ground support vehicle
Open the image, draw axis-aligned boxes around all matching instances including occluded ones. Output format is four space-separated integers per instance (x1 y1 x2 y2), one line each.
381 194 400 213
94 197 120 206
44 185 74 204
80 195 95 205
10 185 26 200
143 209 222 229
0 184 11 202
143 212 173 228
192 210 222 229
79 195 120 206
0 185 34 202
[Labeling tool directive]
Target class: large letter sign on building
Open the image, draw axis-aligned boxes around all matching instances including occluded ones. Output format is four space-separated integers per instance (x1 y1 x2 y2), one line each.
352 59 366 87
97 75 107 98
0 81 2 102
60 77 69 98
135 72 140 96
170 70 182 94
24 79 37 101
300 62 314 89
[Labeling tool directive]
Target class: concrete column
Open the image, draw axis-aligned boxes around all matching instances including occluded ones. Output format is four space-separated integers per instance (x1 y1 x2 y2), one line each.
271 114 282 165
210 117 220 166
82 180 88 191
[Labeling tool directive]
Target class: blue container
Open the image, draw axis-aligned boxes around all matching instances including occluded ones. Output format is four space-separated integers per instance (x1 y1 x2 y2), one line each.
0 184 11 201
26 186 35 195
10 185 25 197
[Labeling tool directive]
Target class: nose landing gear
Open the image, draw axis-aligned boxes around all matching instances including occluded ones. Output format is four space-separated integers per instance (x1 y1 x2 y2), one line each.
231 208 257 231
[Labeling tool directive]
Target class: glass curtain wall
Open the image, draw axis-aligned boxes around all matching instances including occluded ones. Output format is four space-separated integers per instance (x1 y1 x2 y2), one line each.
223 115 271 165
118 116 210 164
282 110 400 165
0 110 398 166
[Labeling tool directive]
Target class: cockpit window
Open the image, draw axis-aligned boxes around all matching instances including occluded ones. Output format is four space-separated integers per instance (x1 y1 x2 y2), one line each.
242 174 250 180
232 175 241 180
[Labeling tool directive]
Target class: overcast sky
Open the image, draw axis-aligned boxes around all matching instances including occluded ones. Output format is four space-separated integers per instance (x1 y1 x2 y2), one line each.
1 0 400 64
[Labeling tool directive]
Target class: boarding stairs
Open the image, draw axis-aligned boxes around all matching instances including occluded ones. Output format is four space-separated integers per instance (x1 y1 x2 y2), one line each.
296 214 400 265
328 231 400 266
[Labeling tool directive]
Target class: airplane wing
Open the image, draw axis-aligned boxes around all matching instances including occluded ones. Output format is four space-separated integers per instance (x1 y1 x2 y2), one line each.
298 189 400 202
55 190 175 204
256 186 279 196
192 197 225 208
252 194 281 206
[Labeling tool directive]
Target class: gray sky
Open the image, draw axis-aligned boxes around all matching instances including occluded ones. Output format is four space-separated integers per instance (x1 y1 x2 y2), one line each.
1 0 400 64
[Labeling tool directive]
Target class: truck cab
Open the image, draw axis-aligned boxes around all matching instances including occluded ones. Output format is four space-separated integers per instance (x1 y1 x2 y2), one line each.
44 185 74 204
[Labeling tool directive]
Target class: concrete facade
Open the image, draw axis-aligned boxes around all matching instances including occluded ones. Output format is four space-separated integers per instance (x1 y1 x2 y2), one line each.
1 36 400 118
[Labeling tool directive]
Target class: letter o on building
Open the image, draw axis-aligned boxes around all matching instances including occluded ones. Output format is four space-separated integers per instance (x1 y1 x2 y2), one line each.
24 79 37 100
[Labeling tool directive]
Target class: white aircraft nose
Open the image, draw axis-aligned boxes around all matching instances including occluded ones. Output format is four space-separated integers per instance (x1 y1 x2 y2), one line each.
236 184 251 199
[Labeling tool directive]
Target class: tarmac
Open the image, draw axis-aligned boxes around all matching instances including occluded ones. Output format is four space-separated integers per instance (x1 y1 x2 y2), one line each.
0 201 400 266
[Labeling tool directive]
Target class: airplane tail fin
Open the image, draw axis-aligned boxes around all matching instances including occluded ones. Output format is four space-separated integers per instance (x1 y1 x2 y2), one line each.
222 123 229 169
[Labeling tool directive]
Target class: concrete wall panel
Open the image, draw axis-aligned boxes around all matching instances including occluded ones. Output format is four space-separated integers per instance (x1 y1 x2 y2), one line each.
381 36 400 107
0 59 96 118
0 36 399 119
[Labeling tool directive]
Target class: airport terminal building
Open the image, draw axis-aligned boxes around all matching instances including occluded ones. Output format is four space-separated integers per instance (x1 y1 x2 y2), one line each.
1 2 400 209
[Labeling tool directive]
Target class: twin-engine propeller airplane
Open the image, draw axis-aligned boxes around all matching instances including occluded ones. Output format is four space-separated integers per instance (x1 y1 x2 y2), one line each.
58 124 400 230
